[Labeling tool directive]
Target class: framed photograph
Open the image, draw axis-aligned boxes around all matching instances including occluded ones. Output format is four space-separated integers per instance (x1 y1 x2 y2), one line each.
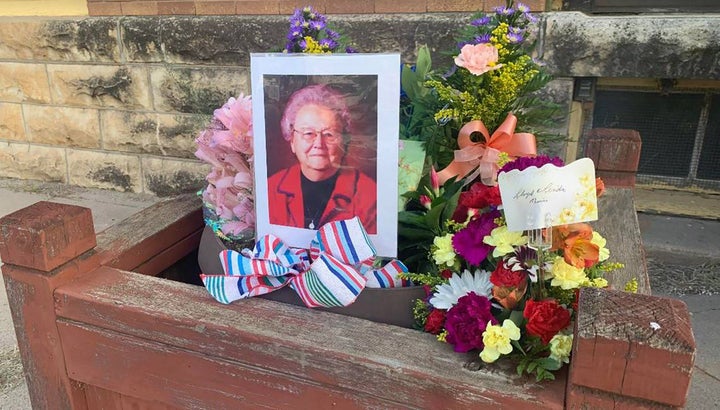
251 53 400 257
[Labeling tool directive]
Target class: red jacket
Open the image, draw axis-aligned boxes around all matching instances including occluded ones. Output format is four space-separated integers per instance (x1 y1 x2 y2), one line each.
267 164 377 234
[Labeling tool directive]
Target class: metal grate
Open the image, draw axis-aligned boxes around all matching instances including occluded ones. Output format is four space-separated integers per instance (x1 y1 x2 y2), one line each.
593 89 720 192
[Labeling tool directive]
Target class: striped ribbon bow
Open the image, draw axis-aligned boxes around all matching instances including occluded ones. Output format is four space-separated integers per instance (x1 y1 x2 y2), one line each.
200 217 410 308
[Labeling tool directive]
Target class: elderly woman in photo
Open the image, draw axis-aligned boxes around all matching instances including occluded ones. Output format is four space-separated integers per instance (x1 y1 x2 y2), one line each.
267 84 377 233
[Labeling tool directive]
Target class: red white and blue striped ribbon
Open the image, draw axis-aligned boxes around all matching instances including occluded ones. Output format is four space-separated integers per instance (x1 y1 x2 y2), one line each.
200 217 410 308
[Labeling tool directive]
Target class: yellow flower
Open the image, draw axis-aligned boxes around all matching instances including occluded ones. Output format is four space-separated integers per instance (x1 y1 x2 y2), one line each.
432 234 457 267
483 226 527 258
591 277 608 288
591 231 610 261
437 330 448 343
625 278 638 293
549 255 587 289
479 320 521 363
549 334 573 364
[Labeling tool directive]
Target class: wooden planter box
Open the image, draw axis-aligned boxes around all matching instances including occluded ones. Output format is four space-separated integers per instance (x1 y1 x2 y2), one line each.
0 189 695 409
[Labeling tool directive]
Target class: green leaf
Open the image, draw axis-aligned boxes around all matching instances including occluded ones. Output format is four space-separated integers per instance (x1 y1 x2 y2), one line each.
399 227 435 241
516 362 526 376
537 357 563 371
509 310 525 328
416 45 432 78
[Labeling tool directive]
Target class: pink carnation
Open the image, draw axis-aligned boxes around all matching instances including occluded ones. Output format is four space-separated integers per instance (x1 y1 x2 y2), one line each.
454 43 502 76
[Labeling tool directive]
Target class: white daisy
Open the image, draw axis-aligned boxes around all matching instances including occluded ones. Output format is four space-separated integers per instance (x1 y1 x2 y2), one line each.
429 269 493 310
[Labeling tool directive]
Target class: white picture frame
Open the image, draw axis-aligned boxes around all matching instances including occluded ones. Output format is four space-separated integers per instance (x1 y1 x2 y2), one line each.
251 53 400 257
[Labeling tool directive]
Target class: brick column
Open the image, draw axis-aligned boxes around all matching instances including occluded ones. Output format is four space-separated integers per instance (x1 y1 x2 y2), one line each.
0 202 100 410
567 287 695 409
584 128 642 187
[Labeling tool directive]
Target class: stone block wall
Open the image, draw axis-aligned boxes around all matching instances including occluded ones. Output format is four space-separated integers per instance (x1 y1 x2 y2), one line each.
0 5 563 196
2 5 719 195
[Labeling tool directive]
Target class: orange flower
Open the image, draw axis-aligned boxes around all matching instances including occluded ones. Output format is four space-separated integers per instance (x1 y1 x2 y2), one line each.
595 177 606 197
492 280 528 310
552 223 600 268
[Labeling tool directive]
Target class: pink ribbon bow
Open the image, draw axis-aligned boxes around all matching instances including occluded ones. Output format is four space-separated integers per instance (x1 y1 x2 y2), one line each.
437 113 537 186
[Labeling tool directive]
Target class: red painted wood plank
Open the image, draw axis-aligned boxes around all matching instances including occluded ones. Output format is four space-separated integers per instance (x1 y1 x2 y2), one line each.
54 267 565 409
95 193 202 273
58 321 410 409
134 229 202 276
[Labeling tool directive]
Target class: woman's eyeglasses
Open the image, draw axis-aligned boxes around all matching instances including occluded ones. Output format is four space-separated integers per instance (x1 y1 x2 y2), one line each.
292 127 343 144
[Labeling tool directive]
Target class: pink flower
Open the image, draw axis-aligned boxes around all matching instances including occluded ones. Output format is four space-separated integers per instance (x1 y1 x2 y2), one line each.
454 44 502 76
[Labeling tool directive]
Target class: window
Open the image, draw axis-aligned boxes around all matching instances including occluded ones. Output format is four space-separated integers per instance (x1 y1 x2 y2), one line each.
591 84 720 191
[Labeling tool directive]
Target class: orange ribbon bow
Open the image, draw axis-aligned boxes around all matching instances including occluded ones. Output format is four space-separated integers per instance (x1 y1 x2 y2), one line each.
436 113 537 186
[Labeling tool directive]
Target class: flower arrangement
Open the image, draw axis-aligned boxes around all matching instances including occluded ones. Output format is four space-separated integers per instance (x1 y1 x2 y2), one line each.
193 2 628 383
195 94 255 244
401 155 623 381
400 1 561 168
196 6 354 245
283 6 356 54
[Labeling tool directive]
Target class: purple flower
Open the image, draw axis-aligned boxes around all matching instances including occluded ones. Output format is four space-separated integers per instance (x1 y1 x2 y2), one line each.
516 2 530 13
508 32 524 44
319 38 337 50
474 34 491 44
457 40 470 49
495 6 514 16
325 28 340 40
452 210 501 266
444 292 498 352
286 28 302 40
345 45 358 53
470 16 491 26
289 16 303 28
309 20 325 31
499 155 565 174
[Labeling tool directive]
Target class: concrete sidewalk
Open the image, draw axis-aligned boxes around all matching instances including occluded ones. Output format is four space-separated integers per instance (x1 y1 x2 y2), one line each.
1 180 719 409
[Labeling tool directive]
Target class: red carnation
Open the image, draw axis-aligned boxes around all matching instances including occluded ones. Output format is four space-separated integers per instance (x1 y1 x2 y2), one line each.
424 309 446 334
523 299 571 345
451 183 502 222
490 262 527 288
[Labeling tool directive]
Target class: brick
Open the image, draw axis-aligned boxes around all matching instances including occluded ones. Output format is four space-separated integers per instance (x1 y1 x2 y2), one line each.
150 66 249 114
67 149 142 193
158 1 197 14
375 0 427 13
141 157 208 196
484 0 545 11
0 102 26 142
278 1 324 14
88 2 123 15
122 1 159 15
101 110 207 158
325 0 374 13
427 0 481 12
0 142 67 182
237 0 279 14
196 1 237 14
570 288 695 408
0 202 96 271
24 105 100 149
0 63 51 103
47 64 151 109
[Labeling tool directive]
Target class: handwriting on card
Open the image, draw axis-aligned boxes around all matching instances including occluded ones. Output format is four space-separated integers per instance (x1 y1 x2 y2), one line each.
498 158 598 231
